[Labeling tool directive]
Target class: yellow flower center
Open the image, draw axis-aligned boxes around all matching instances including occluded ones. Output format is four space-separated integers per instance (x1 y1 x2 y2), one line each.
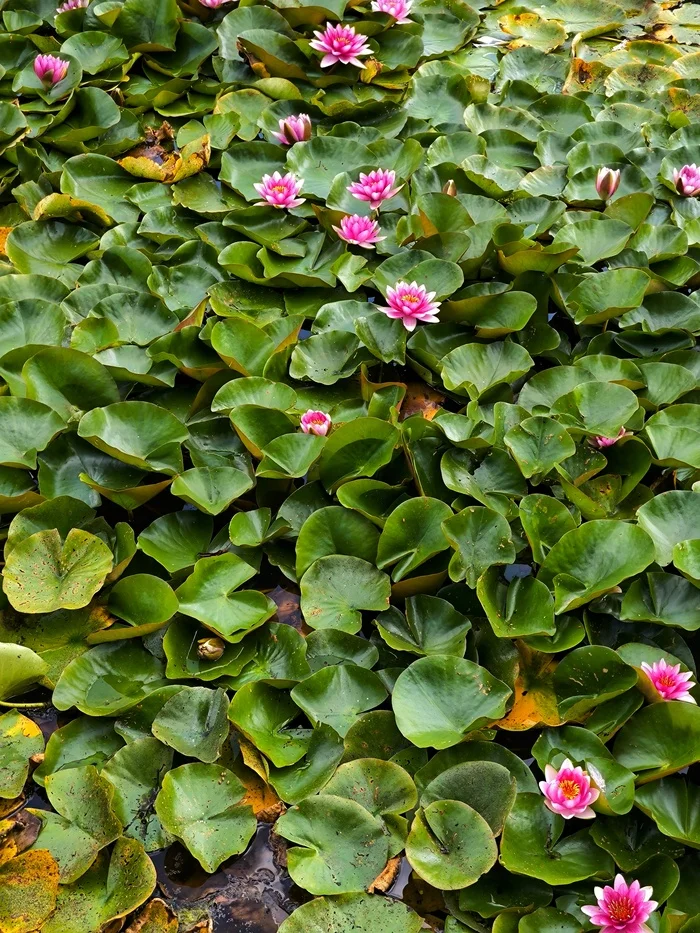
608 898 634 923
272 185 287 193
558 779 581 800
658 674 675 687
403 294 419 303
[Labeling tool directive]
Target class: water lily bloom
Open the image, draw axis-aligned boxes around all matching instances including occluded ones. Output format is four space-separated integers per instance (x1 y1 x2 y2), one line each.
582 875 657 933
347 169 403 211
596 166 620 200
254 172 305 209
272 114 312 146
591 427 629 449
332 214 384 248
673 164 700 197
641 658 696 704
199 0 233 7
33 54 69 85
539 759 599 820
56 0 88 11
310 23 372 68
379 281 441 331
371 0 413 23
300 410 332 436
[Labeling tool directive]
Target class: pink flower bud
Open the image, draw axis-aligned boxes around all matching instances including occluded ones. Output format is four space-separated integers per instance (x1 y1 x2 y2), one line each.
309 23 372 68
591 427 629 449
673 164 700 198
56 0 88 11
332 214 384 248
371 0 413 22
538 758 599 820
596 166 620 201
33 54 69 86
347 168 402 211
641 658 696 704
300 410 331 436
582 875 658 933
378 281 441 331
272 114 312 146
253 172 305 210
199 0 233 7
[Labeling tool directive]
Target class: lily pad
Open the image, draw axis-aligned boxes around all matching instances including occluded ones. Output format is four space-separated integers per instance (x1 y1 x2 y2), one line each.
154 764 256 873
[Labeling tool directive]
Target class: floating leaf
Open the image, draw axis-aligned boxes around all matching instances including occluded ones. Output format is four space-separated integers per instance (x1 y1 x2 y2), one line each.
275 795 389 895
155 764 256 873
406 800 498 890
392 656 512 749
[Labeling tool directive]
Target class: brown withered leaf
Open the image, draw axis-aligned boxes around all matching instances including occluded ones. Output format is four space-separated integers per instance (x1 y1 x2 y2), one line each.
119 122 210 184
124 897 178 933
0 810 42 866
360 58 383 83
0 227 12 256
496 645 560 731
563 58 611 94
401 382 445 421
368 855 401 893
32 193 112 226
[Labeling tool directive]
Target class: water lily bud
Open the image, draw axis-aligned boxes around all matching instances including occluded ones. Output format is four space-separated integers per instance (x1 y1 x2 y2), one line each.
33 54 69 86
197 636 225 661
272 114 312 146
595 166 620 201
673 164 700 197
442 179 457 197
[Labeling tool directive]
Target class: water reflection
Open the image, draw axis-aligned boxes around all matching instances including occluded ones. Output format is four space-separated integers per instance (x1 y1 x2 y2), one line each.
154 824 302 932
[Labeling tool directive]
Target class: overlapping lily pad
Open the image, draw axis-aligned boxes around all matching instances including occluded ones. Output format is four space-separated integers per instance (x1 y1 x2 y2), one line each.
0 0 699 930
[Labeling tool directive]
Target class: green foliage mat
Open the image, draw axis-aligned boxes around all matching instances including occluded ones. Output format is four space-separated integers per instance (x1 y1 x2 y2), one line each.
0 0 699 930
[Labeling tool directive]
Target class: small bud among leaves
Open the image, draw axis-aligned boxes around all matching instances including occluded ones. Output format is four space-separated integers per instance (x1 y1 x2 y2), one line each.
595 166 620 201
197 636 225 661
442 179 457 197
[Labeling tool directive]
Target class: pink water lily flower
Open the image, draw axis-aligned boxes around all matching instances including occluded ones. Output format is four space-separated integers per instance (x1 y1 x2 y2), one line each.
379 281 441 331
673 164 700 197
641 658 696 704
596 166 620 201
371 0 413 22
310 23 372 68
539 758 599 820
199 0 233 7
56 0 88 11
591 427 629 449
34 54 69 85
347 169 403 211
272 114 312 146
332 214 384 248
582 875 657 933
254 172 305 209
300 410 331 436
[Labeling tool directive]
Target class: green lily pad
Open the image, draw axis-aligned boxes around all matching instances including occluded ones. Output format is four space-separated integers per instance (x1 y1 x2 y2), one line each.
101 737 172 851
278 894 423 933
275 794 389 895
300 555 391 634
500 793 614 884
392 656 512 749
154 763 256 873
538 520 655 613
0 709 44 799
151 686 229 763
406 800 498 890
52 642 168 717
41 836 156 933
290 664 388 737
